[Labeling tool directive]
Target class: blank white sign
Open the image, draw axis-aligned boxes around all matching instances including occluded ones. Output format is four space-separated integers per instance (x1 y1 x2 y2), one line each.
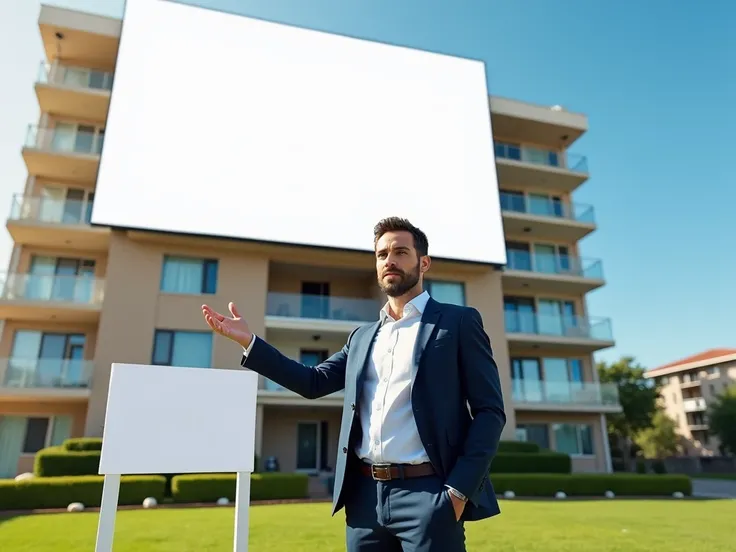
98 363 258 475
91 0 506 265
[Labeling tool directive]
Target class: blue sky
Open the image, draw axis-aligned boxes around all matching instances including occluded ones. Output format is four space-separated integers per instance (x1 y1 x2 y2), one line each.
0 0 733 370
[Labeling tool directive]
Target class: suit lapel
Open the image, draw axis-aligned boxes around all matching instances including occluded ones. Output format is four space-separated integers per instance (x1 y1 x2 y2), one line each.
350 320 381 393
413 297 442 371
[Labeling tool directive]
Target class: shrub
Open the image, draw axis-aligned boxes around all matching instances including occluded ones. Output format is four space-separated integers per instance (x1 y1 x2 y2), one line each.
497 441 540 454
652 459 667 474
0 475 166 511
62 438 103 451
491 473 692 496
491 452 571 474
171 473 308 503
34 447 101 477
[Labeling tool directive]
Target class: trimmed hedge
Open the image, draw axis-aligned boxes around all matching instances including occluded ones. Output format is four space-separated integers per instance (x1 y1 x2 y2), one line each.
492 473 692 496
171 473 308 503
62 438 103 451
497 441 540 454
491 452 571 474
0 475 166 511
34 447 100 477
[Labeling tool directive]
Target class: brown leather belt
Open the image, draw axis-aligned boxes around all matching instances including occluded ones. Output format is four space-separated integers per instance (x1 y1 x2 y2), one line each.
360 461 435 481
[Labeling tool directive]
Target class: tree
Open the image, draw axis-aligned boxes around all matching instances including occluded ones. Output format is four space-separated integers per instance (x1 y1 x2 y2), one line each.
597 356 661 469
708 384 736 455
634 409 679 459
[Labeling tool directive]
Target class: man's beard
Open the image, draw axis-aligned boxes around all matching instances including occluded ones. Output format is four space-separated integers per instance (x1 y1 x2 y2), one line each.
378 262 421 297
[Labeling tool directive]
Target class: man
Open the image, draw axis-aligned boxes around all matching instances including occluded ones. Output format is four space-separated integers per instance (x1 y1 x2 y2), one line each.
202 217 506 551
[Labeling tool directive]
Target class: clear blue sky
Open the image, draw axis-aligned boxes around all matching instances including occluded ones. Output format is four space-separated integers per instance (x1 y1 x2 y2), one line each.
0 0 733 370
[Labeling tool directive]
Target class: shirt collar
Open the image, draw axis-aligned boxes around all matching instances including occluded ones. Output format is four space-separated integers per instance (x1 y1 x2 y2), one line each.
380 290 430 323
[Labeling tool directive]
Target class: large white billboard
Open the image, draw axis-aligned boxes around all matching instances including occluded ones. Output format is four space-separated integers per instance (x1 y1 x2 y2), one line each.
92 0 506 265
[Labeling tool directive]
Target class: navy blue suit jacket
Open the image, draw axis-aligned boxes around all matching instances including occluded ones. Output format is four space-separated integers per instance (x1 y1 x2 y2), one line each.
241 296 506 521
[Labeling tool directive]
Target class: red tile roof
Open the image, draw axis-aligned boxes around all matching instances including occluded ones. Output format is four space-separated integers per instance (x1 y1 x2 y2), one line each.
649 348 736 374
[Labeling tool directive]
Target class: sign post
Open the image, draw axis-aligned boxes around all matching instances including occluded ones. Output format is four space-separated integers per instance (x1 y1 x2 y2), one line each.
94 363 258 551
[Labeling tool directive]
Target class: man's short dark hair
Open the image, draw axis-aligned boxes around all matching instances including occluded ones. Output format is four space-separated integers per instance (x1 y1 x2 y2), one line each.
373 217 429 257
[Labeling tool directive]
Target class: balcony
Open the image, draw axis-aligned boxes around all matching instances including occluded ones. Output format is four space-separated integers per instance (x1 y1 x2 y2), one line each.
0 357 93 401
505 311 614 353
22 125 102 182
683 397 707 413
7 194 110 251
512 380 622 413
265 292 380 335
258 378 344 406
503 250 605 294
0 273 105 323
35 61 112 121
499 191 596 241
494 142 589 193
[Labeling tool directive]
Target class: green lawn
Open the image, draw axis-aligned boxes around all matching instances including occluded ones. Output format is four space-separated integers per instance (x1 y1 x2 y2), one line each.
0 500 732 551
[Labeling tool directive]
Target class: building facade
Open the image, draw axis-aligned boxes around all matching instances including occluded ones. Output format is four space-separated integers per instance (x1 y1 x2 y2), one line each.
645 349 736 456
0 5 619 479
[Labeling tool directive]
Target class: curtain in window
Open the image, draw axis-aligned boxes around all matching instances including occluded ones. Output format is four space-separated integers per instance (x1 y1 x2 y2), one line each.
50 416 73 447
0 417 27 478
553 423 580 455
161 257 203 293
171 332 212 368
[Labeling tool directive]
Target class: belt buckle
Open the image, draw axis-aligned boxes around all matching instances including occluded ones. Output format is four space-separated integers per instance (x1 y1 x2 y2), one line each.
370 463 392 481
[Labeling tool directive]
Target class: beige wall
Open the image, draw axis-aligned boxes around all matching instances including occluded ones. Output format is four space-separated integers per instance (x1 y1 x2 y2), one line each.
83 231 270 434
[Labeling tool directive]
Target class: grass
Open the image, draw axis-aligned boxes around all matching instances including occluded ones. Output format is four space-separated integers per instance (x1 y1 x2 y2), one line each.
0 499 733 551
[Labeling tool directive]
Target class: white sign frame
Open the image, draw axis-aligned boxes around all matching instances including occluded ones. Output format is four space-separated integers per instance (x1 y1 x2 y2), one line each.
94 363 259 551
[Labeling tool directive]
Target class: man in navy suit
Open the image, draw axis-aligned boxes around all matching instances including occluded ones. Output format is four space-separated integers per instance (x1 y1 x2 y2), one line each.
202 217 506 551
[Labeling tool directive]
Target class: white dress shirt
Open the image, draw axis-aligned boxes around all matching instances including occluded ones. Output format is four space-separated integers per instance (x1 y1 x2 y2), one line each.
355 291 430 465
242 291 431 466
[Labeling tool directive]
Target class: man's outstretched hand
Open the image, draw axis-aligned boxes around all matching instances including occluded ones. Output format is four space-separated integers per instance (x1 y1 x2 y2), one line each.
202 302 253 349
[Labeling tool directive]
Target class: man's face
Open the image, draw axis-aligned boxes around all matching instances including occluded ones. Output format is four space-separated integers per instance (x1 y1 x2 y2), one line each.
375 231 427 297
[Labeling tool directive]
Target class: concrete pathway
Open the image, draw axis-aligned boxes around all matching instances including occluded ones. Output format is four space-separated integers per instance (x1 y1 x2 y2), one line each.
692 478 736 499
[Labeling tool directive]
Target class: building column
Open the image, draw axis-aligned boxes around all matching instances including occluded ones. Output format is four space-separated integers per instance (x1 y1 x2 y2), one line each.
600 413 613 473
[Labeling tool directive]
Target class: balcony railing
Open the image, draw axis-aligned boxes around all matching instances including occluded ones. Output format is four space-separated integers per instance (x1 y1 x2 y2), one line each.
505 311 613 341
499 192 595 224
37 60 114 91
2 357 93 389
266 292 380 323
494 142 588 174
683 397 707 412
25 124 104 155
0 273 105 306
506 250 604 280
512 380 620 407
9 194 94 225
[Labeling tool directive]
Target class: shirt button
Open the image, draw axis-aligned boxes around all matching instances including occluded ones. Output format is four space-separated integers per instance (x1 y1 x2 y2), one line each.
383 377 389 382
342 447 347 453
388 348 392 353
374 439 380 445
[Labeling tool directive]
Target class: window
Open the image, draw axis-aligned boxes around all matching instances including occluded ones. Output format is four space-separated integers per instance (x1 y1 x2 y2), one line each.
160 256 218 294
18 415 73 454
425 280 465 306
152 330 213 368
553 423 593 455
499 189 525 212
517 423 550 450
7 331 87 387
510 357 543 402
300 349 328 366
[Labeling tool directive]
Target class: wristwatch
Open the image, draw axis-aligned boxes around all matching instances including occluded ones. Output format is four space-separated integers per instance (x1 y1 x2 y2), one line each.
446 486 468 502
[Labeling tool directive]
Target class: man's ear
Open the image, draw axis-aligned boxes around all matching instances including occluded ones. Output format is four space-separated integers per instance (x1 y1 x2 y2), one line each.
420 255 431 273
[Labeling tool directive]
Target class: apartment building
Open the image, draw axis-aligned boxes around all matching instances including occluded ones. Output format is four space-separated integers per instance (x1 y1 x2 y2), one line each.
645 348 736 456
0 4 619 479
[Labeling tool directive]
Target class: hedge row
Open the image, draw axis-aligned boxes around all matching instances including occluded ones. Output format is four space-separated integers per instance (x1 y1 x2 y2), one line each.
171 473 308 503
496 441 540 454
0 475 166 511
491 452 570 473
492 473 693 496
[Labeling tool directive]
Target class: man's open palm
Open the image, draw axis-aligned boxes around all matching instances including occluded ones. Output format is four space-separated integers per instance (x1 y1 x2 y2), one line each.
202 302 253 348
